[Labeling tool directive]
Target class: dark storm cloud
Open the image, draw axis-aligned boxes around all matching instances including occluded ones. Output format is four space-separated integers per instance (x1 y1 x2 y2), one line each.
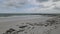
36 0 48 3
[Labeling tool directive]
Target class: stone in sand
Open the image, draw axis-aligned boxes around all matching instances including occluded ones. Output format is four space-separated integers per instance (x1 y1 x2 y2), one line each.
4 28 16 34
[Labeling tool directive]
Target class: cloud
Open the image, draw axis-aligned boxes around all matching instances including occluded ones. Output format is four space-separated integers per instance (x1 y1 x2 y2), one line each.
36 0 48 3
0 0 60 13
52 1 60 10
54 6 60 10
53 0 60 2
1 0 28 8
26 0 60 13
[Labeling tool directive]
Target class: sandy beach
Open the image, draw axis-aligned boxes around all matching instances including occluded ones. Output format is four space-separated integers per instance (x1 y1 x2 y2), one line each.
0 15 60 34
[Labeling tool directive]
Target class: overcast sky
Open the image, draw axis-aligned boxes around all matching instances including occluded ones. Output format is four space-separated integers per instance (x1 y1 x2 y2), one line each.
0 0 60 13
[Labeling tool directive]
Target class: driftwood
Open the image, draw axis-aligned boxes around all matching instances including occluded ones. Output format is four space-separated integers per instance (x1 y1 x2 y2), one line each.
19 25 28 28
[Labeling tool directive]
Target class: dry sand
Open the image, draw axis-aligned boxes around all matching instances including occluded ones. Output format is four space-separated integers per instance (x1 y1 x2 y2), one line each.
0 15 60 34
